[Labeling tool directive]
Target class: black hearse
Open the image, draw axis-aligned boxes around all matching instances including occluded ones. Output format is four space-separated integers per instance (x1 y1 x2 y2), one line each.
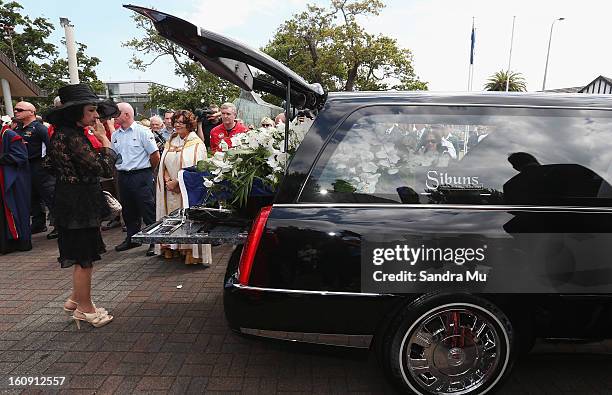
129 6 612 394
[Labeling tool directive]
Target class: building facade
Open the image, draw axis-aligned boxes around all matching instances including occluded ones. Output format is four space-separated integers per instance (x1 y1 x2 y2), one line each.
544 75 612 94
579 76 612 94
104 81 176 119
0 50 42 117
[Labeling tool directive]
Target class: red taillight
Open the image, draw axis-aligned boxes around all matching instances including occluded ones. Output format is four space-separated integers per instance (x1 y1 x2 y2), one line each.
238 205 272 285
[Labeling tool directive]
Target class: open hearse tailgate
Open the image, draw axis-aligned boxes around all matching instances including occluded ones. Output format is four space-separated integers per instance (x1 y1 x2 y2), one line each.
124 4 327 245
123 4 326 109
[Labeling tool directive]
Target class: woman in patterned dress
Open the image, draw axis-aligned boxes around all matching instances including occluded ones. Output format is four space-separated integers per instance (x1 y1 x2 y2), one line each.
44 84 117 328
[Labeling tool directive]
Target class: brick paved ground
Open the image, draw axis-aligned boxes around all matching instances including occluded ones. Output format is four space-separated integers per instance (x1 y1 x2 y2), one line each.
0 228 611 394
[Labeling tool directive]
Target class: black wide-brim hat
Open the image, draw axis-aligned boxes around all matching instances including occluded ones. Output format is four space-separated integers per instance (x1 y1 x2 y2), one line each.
44 83 120 124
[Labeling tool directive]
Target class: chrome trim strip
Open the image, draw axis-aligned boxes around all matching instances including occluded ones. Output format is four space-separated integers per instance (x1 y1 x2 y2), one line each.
438 103 612 110
273 203 612 212
327 101 612 111
231 282 387 297
240 327 373 348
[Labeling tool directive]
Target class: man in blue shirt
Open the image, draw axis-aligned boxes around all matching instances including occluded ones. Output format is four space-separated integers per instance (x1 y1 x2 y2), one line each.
112 103 160 255
13 101 57 239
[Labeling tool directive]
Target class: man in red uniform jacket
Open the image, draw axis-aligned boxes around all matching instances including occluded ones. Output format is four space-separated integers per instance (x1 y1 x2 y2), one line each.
209 102 247 152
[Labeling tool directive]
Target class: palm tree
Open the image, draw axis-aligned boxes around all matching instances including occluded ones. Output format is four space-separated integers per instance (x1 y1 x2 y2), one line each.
484 70 527 92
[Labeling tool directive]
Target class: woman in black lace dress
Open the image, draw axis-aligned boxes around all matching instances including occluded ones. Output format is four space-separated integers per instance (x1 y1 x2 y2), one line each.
44 84 117 328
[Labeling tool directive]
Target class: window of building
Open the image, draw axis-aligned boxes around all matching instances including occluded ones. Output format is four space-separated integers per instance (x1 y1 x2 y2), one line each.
107 83 120 96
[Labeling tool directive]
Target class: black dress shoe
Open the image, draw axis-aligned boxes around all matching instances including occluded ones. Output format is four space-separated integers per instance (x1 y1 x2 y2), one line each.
31 226 48 235
46 228 58 239
145 244 156 256
115 240 142 252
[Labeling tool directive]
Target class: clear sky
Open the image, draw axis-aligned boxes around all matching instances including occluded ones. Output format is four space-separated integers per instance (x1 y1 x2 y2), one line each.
17 0 612 92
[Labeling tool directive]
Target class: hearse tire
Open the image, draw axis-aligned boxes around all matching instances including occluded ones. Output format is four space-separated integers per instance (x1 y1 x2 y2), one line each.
382 294 515 395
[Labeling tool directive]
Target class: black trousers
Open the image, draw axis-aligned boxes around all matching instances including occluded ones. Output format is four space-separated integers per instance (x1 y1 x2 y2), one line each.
30 160 55 230
117 168 155 241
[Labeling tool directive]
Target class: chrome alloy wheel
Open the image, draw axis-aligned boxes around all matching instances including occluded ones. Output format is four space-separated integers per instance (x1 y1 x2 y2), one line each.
399 303 510 395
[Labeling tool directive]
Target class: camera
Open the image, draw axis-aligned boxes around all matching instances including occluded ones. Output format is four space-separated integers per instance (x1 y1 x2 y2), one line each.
194 107 217 121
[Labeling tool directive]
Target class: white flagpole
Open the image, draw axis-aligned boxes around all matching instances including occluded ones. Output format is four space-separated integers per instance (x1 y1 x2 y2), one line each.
468 68 473 91
505 16 516 92
469 61 474 91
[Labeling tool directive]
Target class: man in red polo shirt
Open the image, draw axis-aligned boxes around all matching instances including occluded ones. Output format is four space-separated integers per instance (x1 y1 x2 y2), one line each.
209 102 247 152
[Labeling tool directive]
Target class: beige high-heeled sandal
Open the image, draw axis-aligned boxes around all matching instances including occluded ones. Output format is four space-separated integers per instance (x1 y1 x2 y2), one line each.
72 309 113 329
63 299 107 315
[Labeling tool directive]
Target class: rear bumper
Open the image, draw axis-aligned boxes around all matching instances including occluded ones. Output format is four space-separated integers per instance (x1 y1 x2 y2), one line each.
223 277 405 347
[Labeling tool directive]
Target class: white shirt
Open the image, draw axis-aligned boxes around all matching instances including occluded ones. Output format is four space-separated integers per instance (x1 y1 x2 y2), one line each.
111 121 158 171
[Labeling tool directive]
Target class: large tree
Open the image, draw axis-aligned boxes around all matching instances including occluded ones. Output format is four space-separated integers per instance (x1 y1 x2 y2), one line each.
263 0 428 92
0 0 104 107
484 70 527 92
123 13 238 111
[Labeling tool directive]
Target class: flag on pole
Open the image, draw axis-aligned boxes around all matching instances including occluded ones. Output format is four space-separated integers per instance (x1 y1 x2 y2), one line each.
467 18 475 91
470 23 475 65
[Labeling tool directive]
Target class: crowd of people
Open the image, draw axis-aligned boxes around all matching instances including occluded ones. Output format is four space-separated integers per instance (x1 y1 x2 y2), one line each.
0 83 288 328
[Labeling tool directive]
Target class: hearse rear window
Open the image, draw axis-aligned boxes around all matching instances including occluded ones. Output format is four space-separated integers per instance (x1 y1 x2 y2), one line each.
299 105 612 207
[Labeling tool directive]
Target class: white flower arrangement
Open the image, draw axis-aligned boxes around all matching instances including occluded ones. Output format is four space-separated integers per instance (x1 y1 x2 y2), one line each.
324 125 405 194
197 120 311 208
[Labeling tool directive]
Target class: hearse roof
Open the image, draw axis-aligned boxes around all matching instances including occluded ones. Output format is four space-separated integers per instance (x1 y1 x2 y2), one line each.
324 91 612 109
